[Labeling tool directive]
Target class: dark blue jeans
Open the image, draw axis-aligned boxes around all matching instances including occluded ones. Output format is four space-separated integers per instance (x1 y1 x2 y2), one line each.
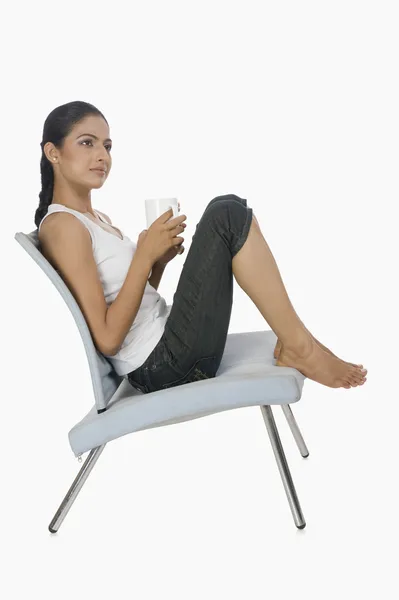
127 193 253 393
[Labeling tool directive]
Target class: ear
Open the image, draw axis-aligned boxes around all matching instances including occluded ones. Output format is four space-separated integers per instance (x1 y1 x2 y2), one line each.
43 141 58 163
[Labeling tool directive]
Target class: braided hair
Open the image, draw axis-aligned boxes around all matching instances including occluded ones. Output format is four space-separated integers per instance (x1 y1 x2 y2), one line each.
34 100 108 229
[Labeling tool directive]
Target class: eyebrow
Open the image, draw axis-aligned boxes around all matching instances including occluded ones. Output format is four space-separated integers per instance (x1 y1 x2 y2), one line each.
77 133 112 143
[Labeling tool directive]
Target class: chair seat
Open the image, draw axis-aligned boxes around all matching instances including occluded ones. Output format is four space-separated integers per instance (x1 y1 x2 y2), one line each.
69 330 306 456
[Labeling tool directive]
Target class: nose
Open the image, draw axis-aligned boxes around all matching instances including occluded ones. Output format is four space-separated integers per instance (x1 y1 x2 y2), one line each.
97 146 110 164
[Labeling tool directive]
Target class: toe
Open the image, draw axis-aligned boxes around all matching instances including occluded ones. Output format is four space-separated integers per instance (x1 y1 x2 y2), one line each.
353 366 367 380
348 371 361 386
353 371 366 383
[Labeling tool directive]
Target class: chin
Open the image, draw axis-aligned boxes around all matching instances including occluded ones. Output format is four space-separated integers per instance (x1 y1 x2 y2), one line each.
88 178 106 189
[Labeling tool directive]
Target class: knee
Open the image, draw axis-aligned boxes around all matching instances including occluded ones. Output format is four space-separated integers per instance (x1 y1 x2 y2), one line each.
206 194 246 210
199 196 253 236
204 196 244 220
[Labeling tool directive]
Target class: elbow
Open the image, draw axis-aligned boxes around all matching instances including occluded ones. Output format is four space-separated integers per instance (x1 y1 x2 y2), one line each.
102 345 116 357
97 318 122 356
99 334 120 357
102 341 120 357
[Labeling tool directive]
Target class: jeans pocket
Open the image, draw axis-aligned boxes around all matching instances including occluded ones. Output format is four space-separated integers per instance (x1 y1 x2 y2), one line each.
127 372 150 394
148 335 175 372
160 355 218 390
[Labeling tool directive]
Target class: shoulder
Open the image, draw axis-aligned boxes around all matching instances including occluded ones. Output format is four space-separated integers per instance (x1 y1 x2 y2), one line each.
39 211 92 260
39 211 91 241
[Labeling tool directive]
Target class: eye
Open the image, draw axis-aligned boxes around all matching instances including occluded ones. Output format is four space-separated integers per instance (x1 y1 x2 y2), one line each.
81 139 112 152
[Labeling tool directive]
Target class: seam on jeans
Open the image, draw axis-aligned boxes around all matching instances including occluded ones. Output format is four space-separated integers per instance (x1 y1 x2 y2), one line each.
232 206 253 257
160 355 217 390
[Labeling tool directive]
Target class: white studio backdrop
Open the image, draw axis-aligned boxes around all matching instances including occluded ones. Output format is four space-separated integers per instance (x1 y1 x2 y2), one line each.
1 1 398 599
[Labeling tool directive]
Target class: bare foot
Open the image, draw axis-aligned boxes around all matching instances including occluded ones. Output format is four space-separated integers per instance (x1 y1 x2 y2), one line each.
276 334 367 389
273 337 363 370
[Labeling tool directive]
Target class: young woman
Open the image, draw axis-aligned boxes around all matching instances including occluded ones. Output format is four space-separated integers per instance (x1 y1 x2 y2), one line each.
36 101 367 394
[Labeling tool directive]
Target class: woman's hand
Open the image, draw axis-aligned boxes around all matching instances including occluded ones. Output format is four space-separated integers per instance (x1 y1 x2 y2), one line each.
137 230 185 266
157 239 185 266
157 201 185 264
136 201 185 267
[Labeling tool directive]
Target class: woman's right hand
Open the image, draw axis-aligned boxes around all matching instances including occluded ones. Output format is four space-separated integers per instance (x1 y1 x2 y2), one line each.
136 208 187 266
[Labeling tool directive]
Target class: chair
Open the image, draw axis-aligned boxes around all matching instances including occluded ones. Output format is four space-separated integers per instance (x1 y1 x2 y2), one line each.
15 229 309 533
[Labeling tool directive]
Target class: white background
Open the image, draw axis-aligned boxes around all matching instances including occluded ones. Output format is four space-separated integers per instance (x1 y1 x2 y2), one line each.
2 1 398 598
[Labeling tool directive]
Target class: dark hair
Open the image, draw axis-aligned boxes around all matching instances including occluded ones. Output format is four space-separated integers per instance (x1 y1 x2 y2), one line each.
34 100 108 229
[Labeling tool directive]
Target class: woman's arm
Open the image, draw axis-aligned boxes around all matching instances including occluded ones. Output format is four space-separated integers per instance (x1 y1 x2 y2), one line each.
100 210 166 290
148 261 166 291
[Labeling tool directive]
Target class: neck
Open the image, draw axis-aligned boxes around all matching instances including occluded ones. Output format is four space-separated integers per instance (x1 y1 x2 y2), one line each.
52 180 94 215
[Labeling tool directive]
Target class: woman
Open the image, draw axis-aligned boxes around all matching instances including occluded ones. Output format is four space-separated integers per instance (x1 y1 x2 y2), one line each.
36 101 367 393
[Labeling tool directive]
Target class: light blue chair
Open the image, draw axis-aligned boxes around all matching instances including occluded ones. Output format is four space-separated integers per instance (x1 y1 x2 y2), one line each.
15 229 309 533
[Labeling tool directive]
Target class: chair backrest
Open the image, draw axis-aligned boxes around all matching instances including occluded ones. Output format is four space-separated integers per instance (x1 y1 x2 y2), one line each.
14 229 123 412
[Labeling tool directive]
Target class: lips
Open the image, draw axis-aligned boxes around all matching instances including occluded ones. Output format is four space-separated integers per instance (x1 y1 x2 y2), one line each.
91 168 106 172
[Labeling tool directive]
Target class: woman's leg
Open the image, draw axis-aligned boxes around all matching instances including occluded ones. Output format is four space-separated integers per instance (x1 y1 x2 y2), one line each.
128 194 366 393
128 194 254 393
231 216 367 388
207 198 362 375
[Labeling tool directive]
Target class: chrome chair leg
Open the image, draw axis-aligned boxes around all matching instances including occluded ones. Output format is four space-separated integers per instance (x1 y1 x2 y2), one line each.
260 405 306 529
49 444 106 533
49 404 308 533
281 404 309 458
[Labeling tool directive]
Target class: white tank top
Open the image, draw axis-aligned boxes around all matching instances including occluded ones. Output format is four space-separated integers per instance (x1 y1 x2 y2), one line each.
39 203 172 377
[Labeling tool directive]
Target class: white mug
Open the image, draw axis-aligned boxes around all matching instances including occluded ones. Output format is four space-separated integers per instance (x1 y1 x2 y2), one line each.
145 197 179 229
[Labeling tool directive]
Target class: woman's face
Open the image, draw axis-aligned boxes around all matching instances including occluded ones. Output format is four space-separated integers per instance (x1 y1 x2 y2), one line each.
45 114 112 191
